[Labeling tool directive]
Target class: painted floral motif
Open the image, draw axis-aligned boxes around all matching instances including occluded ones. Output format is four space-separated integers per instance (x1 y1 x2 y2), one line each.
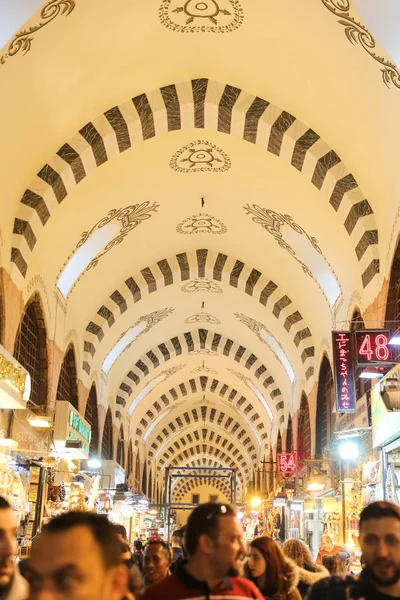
170 140 231 172
185 312 221 324
189 349 218 356
159 0 243 33
181 278 223 293
190 364 218 375
177 213 227 235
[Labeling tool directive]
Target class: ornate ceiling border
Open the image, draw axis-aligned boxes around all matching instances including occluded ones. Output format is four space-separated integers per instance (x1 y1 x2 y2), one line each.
1 1 75 66
321 0 400 89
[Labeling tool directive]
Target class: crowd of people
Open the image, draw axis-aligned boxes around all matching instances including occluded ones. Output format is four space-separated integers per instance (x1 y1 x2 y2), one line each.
0 497 399 599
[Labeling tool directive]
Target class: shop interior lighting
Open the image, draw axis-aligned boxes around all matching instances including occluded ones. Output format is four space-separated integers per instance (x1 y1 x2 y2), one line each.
87 458 102 469
0 439 18 449
237 511 244 519
360 371 385 379
389 336 400 345
251 497 261 508
339 440 359 460
27 415 52 428
306 479 326 492
149 509 158 515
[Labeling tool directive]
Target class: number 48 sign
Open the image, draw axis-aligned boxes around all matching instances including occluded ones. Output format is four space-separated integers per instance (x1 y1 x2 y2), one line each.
278 453 296 474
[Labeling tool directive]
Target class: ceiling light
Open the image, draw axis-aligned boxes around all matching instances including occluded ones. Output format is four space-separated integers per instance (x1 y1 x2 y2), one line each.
27 415 52 428
389 336 400 345
360 371 384 379
251 497 261 508
0 439 18 449
339 441 359 460
87 458 102 469
306 480 326 492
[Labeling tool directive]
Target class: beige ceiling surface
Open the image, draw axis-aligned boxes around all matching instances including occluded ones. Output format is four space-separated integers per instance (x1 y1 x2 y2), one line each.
1 0 399 482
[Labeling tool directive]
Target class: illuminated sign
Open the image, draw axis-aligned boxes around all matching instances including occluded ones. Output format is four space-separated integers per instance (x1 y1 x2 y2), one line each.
355 329 393 367
278 453 296 474
332 331 356 413
54 401 92 459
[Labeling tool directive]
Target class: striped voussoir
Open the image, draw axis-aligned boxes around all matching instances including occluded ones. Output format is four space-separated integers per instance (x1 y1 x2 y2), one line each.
171 468 244 497
82 248 315 379
117 328 282 407
161 447 248 483
172 477 232 501
11 79 378 289
131 376 269 446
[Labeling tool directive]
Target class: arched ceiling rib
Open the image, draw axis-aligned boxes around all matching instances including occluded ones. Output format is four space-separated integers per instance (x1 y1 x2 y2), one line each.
11 79 378 291
171 477 231 502
82 248 315 379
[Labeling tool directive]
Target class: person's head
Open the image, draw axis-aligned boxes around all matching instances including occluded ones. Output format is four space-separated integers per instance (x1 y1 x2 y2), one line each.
113 524 128 544
120 542 132 564
282 538 315 568
26 512 128 600
320 534 334 552
0 497 18 591
359 501 400 589
247 537 287 595
143 541 171 584
171 530 182 548
184 502 245 577
133 540 143 553
322 554 346 575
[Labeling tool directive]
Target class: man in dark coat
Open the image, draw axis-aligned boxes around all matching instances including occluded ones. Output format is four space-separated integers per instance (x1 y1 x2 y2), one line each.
307 501 400 600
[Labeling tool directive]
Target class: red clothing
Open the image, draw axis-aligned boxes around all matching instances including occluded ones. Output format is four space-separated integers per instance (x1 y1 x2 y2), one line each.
142 563 264 600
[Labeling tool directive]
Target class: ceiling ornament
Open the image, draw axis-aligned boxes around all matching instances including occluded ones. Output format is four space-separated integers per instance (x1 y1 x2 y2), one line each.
181 278 223 294
321 0 400 89
185 312 220 325
57 202 158 298
190 364 218 375
159 0 243 33
170 140 231 172
0 1 76 66
105 307 174 373
189 349 218 356
244 204 342 307
176 213 227 235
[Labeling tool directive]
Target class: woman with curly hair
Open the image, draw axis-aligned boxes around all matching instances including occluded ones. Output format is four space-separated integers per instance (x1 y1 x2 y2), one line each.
282 539 329 599
244 537 301 600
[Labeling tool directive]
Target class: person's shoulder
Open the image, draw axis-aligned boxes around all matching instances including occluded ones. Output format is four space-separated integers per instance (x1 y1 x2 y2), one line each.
306 574 360 600
142 573 179 599
232 576 264 598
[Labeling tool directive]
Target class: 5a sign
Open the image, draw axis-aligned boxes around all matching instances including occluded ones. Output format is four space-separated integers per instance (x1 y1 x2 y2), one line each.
278 453 296 474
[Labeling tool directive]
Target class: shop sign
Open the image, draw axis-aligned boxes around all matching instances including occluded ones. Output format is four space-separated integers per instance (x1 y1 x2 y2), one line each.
0 344 31 409
54 401 92 458
332 331 356 413
355 329 393 366
372 364 400 448
278 453 296 474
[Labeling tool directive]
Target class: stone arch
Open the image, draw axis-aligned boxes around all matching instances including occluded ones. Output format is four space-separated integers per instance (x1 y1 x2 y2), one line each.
84 383 99 458
385 235 400 336
101 408 113 460
298 393 311 467
83 249 315 379
286 413 293 452
116 425 125 468
171 477 231 502
315 356 334 458
56 344 79 410
127 441 133 478
167 459 244 499
11 79 378 289
13 292 48 413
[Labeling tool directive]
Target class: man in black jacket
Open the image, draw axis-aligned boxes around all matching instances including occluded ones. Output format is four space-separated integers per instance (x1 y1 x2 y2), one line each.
307 501 400 600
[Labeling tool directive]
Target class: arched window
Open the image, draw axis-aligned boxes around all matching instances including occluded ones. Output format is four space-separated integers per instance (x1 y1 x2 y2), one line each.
142 462 147 496
85 384 99 457
117 426 125 468
135 453 141 489
286 414 293 452
350 309 371 402
101 409 113 460
315 357 334 458
298 393 311 465
148 469 153 501
56 346 78 410
14 297 48 413
127 442 133 477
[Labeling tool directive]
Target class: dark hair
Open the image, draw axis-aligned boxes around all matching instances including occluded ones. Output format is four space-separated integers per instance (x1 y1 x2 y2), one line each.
322 554 346 575
359 501 400 530
144 540 171 560
134 540 143 551
247 537 288 596
113 523 128 539
185 502 235 556
172 529 182 539
0 497 11 510
44 512 121 568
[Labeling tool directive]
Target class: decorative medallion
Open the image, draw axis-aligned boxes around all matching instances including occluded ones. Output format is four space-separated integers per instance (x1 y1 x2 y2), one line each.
170 140 231 172
184 312 221 324
105 308 174 373
227 367 252 386
159 364 187 379
181 278 222 293
244 204 341 307
1 1 76 65
321 0 400 89
189 349 218 356
159 0 243 33
177 213 227 235
190 364 218 375
235 312 295 383
57 202 158 298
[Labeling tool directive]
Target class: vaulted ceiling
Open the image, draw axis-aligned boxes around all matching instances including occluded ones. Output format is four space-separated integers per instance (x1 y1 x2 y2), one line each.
1 0 400 491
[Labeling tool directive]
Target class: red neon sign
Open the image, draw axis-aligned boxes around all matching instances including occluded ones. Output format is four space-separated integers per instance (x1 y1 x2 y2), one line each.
332 331 356 413
278 453 296 474
355 330 393 366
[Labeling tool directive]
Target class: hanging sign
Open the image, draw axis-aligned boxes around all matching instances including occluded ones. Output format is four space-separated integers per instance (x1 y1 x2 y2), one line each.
332 331 356 413
278 453 296 474
54 401 91 459
355 329 393 366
